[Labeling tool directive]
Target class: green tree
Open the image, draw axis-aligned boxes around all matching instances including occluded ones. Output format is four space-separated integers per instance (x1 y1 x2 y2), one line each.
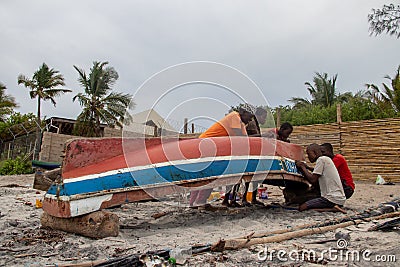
366 65 400 113
290 72 343 108
73 61 134 137
368 4 400 38
17 63 71 159
0 112 37 141
0 82 18 122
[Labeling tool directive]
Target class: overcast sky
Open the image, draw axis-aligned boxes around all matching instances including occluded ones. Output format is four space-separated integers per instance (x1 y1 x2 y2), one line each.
1 0 399 129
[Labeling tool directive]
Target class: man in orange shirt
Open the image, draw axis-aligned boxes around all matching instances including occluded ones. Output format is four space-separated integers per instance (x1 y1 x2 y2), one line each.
189 104 255 207
198 109 252 138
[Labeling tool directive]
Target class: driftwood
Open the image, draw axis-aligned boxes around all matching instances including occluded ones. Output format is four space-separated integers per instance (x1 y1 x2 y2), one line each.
151 210 172 219
33 168 61 191
233 199 399 241
368 217 400 231
44 259 108 267
213 211 400 251
41 211 119 239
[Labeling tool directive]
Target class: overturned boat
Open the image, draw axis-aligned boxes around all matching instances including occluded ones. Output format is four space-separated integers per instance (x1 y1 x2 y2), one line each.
42 136 308 218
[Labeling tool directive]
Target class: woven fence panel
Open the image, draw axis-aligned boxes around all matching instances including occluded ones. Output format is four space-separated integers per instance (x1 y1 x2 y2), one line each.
289 118 400 182
340 118 400 182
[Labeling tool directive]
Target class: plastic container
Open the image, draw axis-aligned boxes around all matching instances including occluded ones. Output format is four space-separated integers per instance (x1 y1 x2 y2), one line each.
207 191 221 201
169 246 192 264
246 192 253 202
258 187 268 199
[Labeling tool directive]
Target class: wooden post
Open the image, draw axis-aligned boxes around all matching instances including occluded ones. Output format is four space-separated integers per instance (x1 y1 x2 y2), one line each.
153 125 158 137
183 118 188 134
336 103 342 124
276 107 281 128
7 142 11 159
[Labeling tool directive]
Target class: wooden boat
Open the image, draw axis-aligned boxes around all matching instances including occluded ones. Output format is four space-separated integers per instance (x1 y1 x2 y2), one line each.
32 160 61 170
42 136 308 218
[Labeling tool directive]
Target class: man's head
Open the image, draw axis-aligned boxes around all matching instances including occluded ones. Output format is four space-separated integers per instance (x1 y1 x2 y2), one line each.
320 143 334 158
306 143 322 163
255 107 268 125
278 122 293 142
238 103 256 124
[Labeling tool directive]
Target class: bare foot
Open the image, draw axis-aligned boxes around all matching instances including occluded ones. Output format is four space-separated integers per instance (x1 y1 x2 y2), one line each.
333 205 347 214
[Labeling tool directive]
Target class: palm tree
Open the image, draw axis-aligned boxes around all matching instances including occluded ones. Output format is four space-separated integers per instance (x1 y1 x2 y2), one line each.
0 82 18 122
17 63 71 159
73 61 134 137
366 65 400 113
290 72 340 108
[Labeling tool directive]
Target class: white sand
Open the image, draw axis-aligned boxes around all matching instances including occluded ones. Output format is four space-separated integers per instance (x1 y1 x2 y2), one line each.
0 174 399 266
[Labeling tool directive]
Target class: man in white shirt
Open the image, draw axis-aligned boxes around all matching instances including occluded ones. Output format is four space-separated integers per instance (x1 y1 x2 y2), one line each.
295 143 346 213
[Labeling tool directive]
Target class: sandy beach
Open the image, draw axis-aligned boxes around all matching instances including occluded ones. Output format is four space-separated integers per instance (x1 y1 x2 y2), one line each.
0 174 399 266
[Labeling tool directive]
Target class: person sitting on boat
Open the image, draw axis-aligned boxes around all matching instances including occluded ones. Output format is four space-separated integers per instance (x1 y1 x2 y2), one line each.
189 104 255 208
262 122 293 142
295 143 346 213
246 107 268 137
320 143 355 199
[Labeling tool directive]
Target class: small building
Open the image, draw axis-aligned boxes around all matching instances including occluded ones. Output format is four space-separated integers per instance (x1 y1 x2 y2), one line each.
45 117 110 136
125 109 179 137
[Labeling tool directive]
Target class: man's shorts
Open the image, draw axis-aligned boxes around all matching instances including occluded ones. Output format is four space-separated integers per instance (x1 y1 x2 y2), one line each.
342 180 354 199
305 197 339 209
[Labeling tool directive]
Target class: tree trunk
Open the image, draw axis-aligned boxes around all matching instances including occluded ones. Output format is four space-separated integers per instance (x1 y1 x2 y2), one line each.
34 97 42 160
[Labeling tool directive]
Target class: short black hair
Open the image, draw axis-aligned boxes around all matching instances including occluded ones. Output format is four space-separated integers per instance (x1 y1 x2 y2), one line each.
307 143 321 152
255 107 268 116
320 143 334 153
280 122 293 131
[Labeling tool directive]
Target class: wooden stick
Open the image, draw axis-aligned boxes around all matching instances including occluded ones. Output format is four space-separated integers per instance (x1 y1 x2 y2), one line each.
46 259 108 267
0 247 30 252
14 253 38 258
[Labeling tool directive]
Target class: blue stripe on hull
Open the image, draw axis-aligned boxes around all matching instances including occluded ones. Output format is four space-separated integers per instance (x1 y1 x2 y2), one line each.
48 158 297 197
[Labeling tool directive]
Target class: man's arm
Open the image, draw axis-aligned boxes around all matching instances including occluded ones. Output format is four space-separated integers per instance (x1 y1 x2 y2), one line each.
305 164 314 171
296 161 320 184
232 128 246 136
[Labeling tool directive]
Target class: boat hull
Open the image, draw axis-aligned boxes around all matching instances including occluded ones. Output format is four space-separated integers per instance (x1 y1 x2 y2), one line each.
43 137 308 218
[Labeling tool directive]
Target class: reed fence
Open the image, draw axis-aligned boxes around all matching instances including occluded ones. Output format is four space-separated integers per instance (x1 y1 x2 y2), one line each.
289 118 400 182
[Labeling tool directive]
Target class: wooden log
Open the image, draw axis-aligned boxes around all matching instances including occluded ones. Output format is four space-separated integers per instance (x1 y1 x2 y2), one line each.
41 211 119 239
33 168 61 191
215 211 400 251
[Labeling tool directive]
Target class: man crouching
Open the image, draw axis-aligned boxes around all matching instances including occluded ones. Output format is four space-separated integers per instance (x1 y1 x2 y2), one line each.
296 143 346 213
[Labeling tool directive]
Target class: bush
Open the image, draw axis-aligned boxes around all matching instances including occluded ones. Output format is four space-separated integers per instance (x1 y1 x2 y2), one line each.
0 157 34 175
